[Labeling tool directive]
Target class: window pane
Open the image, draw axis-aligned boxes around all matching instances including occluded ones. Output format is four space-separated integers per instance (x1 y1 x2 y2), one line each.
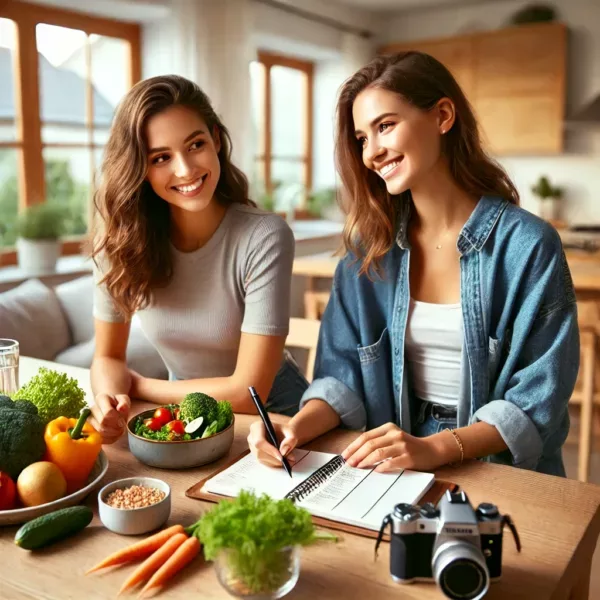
43 147 91 236
93 146 105 189
0 148 19 248
37 24 89 144
0 19 18 142
91 35 130 143
250 61 266 155
271 66 306 156
272 159 304 210
94 128 111 145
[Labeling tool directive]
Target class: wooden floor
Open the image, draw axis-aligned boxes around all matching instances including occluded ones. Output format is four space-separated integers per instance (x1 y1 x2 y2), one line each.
563 441 600 598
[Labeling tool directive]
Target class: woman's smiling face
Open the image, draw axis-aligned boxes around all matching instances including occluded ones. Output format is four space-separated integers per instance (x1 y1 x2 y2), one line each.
352 87 449 196
145 104 221 213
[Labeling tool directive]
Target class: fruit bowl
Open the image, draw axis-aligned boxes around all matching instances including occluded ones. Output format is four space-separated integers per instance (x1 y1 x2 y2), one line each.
0 450 109 526
127 409 235 469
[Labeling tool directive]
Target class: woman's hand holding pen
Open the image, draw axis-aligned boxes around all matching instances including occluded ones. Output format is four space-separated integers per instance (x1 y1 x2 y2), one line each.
247 420 299 468
341 423 457 472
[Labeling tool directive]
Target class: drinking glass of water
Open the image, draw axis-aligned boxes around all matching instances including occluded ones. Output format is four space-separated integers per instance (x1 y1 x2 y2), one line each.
0 339 19 396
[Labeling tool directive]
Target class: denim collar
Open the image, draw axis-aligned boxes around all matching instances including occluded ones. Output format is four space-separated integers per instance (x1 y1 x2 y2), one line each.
395 195 508 255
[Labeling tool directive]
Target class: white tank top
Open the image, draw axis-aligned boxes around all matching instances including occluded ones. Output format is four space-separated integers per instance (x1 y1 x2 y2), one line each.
405 298 463 407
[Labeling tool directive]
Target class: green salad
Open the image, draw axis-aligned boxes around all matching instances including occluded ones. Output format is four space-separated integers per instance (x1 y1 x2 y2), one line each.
133 395 233 442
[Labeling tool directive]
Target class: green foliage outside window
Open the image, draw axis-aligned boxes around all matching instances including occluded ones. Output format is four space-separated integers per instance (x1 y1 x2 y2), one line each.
0 153 89 248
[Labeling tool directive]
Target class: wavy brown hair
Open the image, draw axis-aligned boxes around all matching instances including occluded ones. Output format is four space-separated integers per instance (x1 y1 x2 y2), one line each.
336 51 519 276
91 75 253 318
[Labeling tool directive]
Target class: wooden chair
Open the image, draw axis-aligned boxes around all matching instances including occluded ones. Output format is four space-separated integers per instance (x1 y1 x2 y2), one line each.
569 301 600 482
286 317 321 382
304 290 331 320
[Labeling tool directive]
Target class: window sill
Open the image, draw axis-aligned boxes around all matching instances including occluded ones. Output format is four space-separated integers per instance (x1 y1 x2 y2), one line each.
0 254 92 287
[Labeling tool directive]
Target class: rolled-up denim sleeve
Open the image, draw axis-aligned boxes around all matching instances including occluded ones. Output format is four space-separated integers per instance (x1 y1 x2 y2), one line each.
472 303 579 470
299 262 367 430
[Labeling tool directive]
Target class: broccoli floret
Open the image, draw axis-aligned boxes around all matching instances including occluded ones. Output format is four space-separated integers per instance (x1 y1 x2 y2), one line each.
12 399 39 415
13 367 86 424
0 395 13 409
179 392 218 424
216 401 233 431
0 401 46 479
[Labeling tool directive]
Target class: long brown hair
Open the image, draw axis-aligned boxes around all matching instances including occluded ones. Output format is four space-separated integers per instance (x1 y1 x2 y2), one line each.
336 51 519 276
91 75 253 318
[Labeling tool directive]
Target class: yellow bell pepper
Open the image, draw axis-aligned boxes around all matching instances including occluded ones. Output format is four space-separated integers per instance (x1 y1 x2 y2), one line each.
44 408 102 493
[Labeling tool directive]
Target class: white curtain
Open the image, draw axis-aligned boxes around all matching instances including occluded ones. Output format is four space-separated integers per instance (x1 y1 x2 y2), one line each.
167 0 256 173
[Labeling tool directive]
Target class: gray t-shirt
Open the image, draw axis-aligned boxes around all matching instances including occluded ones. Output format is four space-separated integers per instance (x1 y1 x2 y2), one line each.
93 203 295 380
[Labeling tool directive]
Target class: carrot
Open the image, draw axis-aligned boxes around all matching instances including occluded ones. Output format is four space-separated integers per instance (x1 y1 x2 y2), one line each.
118 532 188 595
138 535 201 598
86 525 186 574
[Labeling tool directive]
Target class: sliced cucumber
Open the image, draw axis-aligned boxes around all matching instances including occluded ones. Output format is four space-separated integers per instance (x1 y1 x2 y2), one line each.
184 416 204 434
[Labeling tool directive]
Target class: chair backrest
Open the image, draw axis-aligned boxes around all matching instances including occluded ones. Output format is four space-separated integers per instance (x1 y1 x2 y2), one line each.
304 290 331 320
286 317 321 381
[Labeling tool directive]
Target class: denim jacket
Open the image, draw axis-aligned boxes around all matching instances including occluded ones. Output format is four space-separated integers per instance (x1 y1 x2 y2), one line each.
300 196 579 476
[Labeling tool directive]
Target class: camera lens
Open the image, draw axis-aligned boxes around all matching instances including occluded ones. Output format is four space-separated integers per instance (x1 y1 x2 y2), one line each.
432 541 489 600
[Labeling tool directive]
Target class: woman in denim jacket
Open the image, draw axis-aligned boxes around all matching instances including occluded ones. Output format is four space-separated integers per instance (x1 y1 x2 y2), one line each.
249 52 579 477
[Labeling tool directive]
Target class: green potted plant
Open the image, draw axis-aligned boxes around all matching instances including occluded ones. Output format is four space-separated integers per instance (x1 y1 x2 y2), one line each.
531 175 563 222
15 203 68 275
199 491 336 598
307 187 340 220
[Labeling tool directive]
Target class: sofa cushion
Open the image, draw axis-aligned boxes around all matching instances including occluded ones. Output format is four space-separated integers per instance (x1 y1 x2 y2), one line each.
54 317 168 380
54 275 94 345
0 278 70 360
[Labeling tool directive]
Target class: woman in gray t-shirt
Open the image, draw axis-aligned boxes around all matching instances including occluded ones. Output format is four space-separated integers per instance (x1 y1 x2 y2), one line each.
89 75 307 443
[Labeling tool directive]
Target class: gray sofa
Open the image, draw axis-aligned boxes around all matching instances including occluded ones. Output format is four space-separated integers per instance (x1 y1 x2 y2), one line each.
0 276 168 379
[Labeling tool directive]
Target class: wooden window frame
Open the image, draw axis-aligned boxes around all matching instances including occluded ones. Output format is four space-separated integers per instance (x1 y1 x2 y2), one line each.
256 51 314 208
0 0 141 267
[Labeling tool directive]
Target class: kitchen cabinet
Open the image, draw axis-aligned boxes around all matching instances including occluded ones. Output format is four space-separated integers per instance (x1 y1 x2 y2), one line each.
378 22 567 155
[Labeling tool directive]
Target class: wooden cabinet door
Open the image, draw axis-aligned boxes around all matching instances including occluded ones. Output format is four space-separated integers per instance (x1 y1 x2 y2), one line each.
472 22 566 154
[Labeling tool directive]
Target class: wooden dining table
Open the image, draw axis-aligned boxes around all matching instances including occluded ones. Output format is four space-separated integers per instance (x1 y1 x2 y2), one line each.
2 357 600 599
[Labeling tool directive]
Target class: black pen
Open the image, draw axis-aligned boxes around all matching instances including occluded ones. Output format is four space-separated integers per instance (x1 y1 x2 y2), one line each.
248 386 293 477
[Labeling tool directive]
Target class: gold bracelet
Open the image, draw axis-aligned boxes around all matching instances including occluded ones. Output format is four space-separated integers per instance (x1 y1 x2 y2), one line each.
447 429 464 467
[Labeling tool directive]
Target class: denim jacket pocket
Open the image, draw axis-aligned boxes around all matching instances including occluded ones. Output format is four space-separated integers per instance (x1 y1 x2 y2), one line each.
356 328 395 428
488 336 502 386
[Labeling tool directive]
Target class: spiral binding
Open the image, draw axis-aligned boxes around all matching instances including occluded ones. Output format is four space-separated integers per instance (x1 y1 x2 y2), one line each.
284 454 346 502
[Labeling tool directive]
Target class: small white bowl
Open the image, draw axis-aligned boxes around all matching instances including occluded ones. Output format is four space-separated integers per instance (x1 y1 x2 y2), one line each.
98 477 171 536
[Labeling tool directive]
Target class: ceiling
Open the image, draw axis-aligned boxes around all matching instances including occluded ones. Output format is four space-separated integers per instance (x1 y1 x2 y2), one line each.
321 0 501 11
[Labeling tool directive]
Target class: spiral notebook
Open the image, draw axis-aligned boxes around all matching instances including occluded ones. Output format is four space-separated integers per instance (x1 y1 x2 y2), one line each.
195 448 435 532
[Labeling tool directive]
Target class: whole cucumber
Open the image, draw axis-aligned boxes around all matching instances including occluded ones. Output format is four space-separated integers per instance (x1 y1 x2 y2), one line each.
15 505 93 550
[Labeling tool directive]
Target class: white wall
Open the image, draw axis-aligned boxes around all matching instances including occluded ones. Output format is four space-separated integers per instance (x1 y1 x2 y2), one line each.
377 0 600 224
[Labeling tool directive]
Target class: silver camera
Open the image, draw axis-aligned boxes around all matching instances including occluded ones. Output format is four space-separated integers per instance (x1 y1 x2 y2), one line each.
375 490 521 600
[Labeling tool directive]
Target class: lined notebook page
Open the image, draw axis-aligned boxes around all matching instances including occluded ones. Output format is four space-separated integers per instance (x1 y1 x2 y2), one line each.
203 450 435 532
203 449 332 499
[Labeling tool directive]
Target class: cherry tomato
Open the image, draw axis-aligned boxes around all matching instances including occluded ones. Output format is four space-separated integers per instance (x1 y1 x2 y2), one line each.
173 408 181 420
153 407 173 426
144 417 163 432
0 471 16 510
165 420 185 435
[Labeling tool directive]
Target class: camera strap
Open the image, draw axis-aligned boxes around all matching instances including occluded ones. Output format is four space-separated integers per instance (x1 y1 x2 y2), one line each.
374 514 392 559
502 514 522 552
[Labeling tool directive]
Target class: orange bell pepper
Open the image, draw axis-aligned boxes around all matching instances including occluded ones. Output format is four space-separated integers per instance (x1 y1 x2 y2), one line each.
44 408 102 493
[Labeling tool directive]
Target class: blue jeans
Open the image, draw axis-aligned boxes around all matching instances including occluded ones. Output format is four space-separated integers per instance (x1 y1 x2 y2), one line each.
411 398 457 437
169 351 308 417
264 351 308 417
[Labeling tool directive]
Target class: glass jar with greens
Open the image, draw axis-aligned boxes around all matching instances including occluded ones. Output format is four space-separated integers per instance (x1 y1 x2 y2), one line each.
198 490 336 599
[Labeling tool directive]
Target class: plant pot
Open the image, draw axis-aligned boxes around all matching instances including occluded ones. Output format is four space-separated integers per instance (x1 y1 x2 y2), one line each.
214 545 301 599
16 237 60 275
538 198 560 222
